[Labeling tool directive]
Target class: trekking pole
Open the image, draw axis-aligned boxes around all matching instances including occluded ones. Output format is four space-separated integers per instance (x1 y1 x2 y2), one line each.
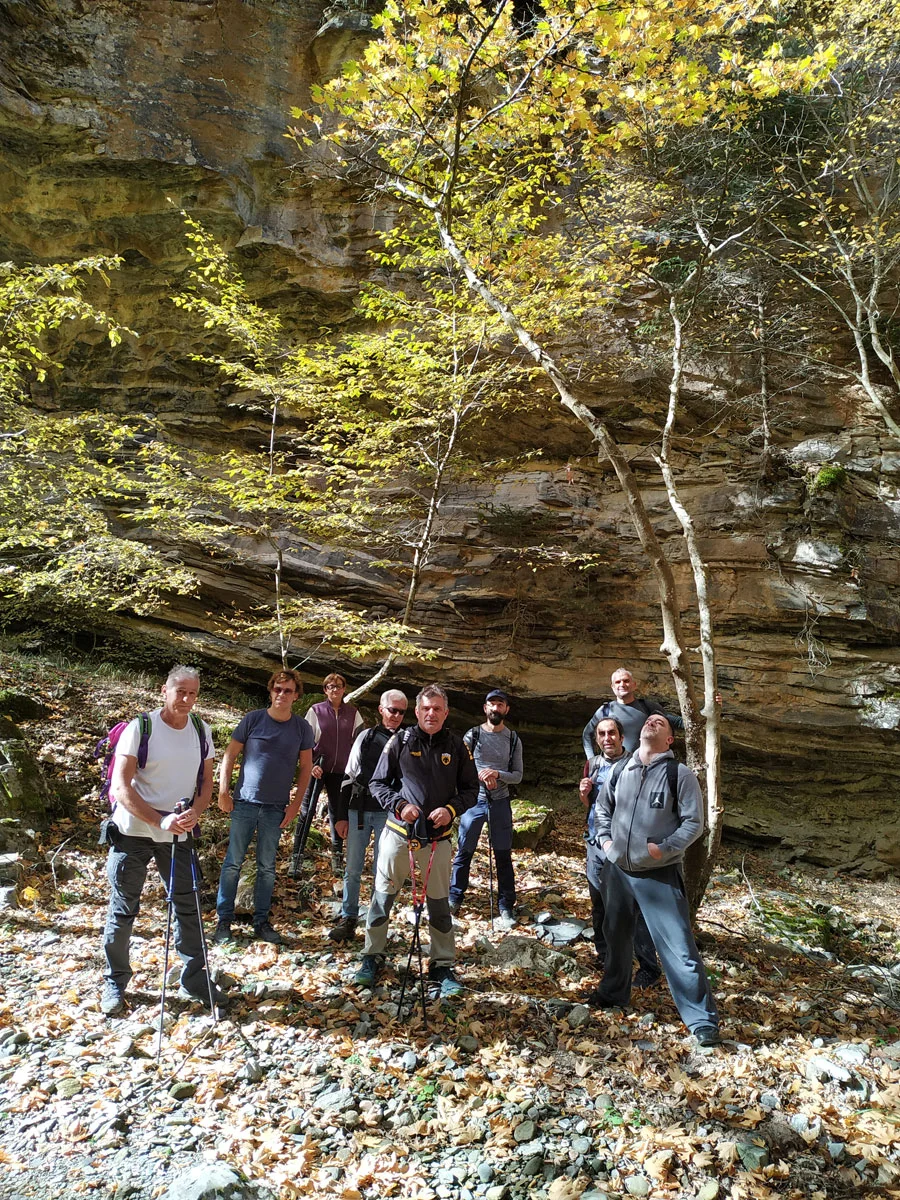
396 839 437 1028
156 818 180 1062
183 824 219 1020
486 799 495 932
290 773 324 876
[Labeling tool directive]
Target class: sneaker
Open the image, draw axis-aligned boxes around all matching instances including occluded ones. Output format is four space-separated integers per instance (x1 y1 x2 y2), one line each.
497 908 517 930
177 982 229 1010
584 988 626 1010
253 921 283 945
428 964 463 999
212 921 234 945
448 899 461 916
328 916 358 943
354 954 384 988
99 980 125 1017
693 1024 722 1047
632 966 661 989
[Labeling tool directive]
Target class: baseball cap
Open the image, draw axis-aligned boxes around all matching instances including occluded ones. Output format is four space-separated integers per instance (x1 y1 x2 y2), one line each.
485 689 511 704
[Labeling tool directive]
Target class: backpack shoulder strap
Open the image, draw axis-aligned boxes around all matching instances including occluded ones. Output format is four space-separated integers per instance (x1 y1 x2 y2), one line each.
507 729 519 773
608 754 629 799
465 726 480 753
666 757 680 802
136 712 152 769
189 713 209 797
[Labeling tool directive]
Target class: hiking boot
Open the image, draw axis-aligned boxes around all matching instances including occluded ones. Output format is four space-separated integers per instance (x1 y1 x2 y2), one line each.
632 966 661 989
330 848 344 874
693 1024 722 1048
428 964 463 999
99 980 125 1017
448 898 461 916
354 954 384 988
212 921 234 945
177 982 229 1010
253 920 283 945
328 916 358 943
497 908 517 930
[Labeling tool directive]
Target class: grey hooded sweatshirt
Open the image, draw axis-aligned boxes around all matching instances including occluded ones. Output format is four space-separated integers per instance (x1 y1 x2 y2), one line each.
595 749 703 873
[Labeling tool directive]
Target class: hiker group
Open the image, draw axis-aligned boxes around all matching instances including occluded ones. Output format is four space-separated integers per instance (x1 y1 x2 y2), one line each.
98 663 720 1046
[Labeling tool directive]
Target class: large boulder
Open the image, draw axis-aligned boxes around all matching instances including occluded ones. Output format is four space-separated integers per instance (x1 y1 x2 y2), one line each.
511 797 555 850
0 716 52 818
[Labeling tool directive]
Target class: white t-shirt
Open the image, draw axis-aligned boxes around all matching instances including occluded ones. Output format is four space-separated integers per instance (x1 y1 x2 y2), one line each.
113 708 215 843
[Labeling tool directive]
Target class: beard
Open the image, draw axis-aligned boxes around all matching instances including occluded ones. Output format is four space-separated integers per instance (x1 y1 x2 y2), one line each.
487 712 504 726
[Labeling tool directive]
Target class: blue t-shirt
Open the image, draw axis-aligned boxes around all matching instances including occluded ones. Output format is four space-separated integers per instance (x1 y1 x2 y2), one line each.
232 709 314 807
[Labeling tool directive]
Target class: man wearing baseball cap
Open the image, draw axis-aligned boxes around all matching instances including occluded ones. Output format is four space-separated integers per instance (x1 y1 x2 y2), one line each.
448 689 523 928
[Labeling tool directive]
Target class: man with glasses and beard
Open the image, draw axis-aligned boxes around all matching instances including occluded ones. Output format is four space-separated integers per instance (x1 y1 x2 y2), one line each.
214 670 314 946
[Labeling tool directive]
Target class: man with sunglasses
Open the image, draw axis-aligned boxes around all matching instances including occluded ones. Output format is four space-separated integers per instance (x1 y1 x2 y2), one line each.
214 670 314 945
328 690 409 943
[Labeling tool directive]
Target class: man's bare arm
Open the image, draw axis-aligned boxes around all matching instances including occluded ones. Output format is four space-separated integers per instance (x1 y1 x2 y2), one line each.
218 739 244 813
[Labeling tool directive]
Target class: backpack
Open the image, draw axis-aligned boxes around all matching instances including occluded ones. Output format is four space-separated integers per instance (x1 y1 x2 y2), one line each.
465 726 520 798
607 752 680 804
94 712 209 809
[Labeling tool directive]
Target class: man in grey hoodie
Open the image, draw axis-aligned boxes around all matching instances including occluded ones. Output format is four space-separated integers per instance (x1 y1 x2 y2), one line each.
587 713 720 1047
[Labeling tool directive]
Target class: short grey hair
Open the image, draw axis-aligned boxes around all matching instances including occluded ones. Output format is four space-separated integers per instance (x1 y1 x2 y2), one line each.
416 684 448 707
165 665 200 687
380 689 407 708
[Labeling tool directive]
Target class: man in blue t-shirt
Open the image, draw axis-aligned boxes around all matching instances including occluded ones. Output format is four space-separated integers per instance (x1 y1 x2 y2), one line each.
214 670 314 945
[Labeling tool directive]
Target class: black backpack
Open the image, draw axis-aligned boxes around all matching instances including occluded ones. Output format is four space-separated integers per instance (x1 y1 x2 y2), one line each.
607 752 680 804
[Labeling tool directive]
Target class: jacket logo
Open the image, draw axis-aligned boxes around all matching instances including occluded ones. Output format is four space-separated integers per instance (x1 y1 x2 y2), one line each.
410 750 422 757
441 753 452 766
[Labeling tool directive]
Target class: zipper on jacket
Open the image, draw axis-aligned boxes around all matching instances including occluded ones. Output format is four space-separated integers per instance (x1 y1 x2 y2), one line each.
624 765 648 871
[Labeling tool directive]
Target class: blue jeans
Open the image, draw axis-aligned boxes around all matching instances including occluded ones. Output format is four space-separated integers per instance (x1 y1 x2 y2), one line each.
341 809 388 920
449 791 516 911
216 800 285 927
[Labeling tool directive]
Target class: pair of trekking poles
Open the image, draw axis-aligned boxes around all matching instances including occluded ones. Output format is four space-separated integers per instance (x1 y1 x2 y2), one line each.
396 803 497 1028
288 769 326 876
157 799 219 1060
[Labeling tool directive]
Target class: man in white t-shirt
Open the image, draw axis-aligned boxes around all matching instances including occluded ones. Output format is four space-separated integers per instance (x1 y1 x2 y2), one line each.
100 665 218 1017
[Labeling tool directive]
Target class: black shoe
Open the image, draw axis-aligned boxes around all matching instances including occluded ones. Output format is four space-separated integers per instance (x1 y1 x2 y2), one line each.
693 1024 722 1047
213 921 234 945
253 921 283 945
177 982 229 1010
428 964 463 998
328 916 358 943
354 954 384 987
99 981 125 1017
632 966 661 989
584 988 626 1010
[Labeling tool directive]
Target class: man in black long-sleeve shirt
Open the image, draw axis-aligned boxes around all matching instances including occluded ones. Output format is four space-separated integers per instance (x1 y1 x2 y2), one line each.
353 684 479 998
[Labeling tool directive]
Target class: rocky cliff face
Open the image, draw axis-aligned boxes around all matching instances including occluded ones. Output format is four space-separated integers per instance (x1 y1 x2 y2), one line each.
2 0 899 874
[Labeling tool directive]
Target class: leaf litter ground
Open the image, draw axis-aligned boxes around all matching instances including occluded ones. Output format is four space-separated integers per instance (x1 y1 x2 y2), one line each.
0 659 898 1200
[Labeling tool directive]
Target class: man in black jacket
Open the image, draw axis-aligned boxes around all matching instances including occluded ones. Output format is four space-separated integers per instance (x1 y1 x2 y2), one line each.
353 684 479 997
328 689 408 943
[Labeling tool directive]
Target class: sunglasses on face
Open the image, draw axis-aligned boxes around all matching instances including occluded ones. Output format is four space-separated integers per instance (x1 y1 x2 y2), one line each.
271 686 297 695
384 706 407 716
